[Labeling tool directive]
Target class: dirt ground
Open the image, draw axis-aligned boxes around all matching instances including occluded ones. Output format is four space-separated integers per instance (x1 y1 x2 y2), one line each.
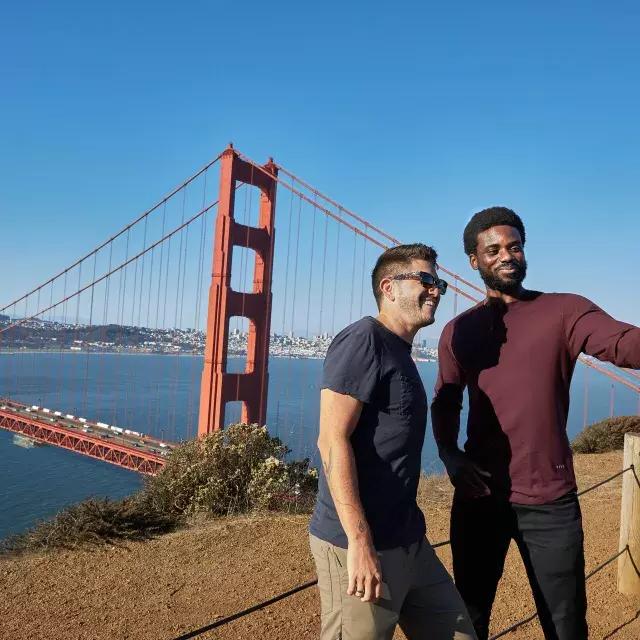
1 451 639 640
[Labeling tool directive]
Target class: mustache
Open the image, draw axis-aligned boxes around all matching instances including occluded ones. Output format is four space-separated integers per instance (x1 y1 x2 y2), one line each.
497 262 524 272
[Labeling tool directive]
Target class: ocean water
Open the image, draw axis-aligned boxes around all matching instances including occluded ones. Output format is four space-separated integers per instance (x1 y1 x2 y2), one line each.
0 353 636 539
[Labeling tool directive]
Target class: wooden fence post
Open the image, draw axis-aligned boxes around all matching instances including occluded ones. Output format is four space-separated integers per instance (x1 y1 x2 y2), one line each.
618 433 640 595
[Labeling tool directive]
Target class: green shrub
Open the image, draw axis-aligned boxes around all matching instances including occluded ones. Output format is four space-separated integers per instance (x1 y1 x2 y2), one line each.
142 423 318 516
571 416 640 453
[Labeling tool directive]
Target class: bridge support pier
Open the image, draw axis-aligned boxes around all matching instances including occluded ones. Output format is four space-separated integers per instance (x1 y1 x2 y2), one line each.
198 146 278 435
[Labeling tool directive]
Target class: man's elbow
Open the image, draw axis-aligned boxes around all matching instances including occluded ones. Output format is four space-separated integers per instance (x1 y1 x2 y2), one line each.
317 430 333 454
317 429 350 454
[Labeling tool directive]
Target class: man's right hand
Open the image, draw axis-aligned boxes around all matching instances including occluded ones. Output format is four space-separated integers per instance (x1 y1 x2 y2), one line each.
441 449 491 498
346 536 382 603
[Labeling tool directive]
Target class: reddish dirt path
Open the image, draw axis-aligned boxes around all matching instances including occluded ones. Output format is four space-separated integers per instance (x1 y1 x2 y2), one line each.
1 452 638 639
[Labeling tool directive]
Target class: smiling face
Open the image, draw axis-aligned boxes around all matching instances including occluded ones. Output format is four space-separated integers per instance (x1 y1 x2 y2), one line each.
388 258 441 329
470 225 527 295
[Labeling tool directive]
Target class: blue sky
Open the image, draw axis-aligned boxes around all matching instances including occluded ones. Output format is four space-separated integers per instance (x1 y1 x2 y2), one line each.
1 1 639 337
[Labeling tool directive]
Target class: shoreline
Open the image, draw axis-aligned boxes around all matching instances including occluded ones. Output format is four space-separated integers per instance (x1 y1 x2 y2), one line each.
0 350 330 360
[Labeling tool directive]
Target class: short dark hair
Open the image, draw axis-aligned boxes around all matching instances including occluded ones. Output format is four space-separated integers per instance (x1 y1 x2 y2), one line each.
371 243 438 308
463 207 526 256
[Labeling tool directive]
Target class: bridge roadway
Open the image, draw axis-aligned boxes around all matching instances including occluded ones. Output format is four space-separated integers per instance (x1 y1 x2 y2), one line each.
0 398 171 475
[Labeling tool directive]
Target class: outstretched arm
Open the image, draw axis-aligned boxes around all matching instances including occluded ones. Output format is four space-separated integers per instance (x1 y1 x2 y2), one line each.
566 295 640 368
317 388 381 603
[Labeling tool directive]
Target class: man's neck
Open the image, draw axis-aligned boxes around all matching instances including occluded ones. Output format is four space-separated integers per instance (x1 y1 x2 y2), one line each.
375 312 416 344
485 285 531 305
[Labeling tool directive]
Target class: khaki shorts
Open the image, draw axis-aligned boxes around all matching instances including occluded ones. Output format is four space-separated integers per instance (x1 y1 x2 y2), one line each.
310 534 476 640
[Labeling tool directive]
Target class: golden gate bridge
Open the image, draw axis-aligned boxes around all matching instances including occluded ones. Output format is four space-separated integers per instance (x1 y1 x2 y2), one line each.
1 145 639 474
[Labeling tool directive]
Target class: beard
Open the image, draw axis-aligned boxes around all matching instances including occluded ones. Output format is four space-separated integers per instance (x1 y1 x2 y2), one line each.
397 291 437 328
478 260 527 294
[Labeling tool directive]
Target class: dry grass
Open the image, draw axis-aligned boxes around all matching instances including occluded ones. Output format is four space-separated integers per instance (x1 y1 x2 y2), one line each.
0 497 179 556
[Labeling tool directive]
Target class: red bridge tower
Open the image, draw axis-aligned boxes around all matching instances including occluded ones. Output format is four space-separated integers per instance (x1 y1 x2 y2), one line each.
198 146 278 435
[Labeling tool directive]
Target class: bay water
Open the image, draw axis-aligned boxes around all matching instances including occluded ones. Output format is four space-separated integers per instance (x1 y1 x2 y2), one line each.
0 353 635 539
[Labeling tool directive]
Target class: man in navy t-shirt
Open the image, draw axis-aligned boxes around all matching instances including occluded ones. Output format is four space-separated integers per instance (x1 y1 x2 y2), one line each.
309 243 476 640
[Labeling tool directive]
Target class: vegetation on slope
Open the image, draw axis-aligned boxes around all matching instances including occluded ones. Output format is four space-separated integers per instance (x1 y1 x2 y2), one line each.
1 424 318 555
571 416 640 453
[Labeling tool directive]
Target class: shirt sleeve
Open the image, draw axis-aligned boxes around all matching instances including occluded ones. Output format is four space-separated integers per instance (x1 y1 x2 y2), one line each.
321 324 380 403
565 295 640 368
431 321 466 453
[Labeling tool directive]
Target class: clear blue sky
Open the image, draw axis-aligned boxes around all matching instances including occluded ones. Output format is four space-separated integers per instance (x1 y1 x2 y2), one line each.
1 1 639 336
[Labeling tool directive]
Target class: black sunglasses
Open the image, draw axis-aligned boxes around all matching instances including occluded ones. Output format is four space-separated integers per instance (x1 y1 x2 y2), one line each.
391 271 448 295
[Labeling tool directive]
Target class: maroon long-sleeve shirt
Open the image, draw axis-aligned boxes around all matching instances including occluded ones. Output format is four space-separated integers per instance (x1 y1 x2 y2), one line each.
431 292 640 504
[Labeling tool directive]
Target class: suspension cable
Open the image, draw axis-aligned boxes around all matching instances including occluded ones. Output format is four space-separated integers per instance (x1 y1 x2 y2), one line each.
0 153 223 314
0 199 221 334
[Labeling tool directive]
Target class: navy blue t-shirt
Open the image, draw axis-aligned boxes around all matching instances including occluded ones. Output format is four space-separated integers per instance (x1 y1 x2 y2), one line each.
309 316 428 549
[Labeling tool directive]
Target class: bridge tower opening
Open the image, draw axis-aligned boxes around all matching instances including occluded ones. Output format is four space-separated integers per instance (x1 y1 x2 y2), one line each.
198 146 278 435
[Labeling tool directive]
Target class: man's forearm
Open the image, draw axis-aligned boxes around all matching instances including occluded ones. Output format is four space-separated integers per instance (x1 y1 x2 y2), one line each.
431 397 462 459
319 434 371 542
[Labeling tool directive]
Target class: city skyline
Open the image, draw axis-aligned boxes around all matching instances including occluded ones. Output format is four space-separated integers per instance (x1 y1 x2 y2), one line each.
0 314 440 360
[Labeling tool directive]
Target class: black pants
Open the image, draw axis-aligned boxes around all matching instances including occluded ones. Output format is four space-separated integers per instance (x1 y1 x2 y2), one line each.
450 490 588 640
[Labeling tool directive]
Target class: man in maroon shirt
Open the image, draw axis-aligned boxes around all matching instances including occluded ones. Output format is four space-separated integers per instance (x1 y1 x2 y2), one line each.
431 206 640 640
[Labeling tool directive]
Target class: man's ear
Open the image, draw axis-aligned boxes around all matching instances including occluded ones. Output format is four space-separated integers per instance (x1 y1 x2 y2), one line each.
379 277 395 303
469 254 478 271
